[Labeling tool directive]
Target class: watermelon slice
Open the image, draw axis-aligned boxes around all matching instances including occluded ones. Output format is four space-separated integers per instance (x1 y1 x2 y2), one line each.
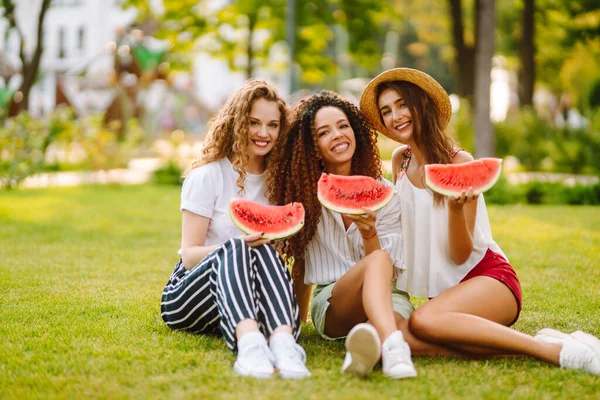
317 173 395 214
424 157 503 197
229 199 305 240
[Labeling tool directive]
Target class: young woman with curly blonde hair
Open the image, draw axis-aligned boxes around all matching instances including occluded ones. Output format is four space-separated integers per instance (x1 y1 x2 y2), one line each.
161 79 310 379
267 91 417 379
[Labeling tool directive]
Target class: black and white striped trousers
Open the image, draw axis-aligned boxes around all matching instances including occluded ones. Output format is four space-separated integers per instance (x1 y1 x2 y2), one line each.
161 238 300 351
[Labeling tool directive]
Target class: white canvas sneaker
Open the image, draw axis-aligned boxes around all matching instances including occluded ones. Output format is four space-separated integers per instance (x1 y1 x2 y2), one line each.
341 323 381 377
559 337 600 375
269 333 311 379
534 328 569 344
535 328 600 359
234 332 275 379
381 331 418 379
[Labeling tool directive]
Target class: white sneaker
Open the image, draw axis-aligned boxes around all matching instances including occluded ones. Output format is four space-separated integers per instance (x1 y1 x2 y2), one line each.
234 332 275 379
341 323 381 377
535 328 600 359
534 328 569 344
381 331 418 379
571 331 600 360
269 333 311 379
559 337 600 375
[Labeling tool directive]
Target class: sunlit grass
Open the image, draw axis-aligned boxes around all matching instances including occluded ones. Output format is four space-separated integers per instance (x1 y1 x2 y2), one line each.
1 185 599 398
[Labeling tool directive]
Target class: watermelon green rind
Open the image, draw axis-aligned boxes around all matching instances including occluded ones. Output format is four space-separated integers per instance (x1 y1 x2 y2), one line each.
229 199 305 240
317 173 395 214
424 157 503 197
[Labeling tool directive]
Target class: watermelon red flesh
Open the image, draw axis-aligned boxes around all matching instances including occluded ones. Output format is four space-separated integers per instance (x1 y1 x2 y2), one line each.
229 199 305 240
317 173 395 214
424 157 503 197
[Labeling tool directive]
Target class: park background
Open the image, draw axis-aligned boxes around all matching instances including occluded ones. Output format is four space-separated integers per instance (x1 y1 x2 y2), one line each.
1 0 599 398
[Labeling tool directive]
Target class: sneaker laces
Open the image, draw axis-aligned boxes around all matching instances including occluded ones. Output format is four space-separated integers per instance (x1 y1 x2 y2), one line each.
383 340 413 369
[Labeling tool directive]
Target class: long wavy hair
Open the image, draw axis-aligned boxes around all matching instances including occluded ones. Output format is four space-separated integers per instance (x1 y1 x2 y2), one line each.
184 79 290 194
376 81 456 205
266 91 383 265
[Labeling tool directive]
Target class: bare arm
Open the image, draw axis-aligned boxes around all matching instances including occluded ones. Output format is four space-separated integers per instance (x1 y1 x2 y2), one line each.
391 145 409 184
181 210 219 269
447 151 479 265
181 210 270 269
292 258 313 323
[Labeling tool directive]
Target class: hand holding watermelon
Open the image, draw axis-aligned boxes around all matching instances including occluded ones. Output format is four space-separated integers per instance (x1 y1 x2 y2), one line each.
447 187 480 210
424 158 503 198
229 199 305 240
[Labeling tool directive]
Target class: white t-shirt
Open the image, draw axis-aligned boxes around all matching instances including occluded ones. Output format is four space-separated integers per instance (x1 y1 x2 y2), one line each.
180 158 268 249
304 178 404 285
394 173 506 297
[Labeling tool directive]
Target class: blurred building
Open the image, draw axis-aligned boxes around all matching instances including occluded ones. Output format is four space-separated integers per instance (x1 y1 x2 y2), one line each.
0 0 137 117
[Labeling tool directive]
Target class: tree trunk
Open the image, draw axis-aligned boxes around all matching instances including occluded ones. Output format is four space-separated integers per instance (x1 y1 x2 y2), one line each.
285 0 297 93
474 0 495 158
448 0 475 99
246 13 256 79
518 0 535 107
16 0 52 113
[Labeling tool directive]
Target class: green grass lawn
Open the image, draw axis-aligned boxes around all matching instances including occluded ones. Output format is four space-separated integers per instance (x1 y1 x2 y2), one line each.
1 185 599 399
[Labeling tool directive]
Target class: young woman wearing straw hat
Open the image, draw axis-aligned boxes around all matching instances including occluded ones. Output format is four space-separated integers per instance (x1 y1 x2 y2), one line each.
160 80 310 379
359 68 600 375
267 91 417 379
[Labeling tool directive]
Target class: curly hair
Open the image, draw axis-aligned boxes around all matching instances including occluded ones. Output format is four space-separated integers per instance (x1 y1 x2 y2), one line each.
376 81 456 206
266 91 383 265
184 79 290 194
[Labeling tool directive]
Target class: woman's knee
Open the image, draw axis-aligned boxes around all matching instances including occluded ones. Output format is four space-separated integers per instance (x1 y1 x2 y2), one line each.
408 306 442 342
364 249 393 272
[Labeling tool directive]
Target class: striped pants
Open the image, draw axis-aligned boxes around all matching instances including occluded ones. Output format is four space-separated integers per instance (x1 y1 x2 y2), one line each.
161 238 300 351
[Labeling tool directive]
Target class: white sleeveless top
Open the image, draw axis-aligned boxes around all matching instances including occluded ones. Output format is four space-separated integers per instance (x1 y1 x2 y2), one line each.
394 151 506 297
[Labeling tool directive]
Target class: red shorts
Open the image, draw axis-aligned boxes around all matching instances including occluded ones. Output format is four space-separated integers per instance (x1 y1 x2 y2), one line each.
460 248 523 326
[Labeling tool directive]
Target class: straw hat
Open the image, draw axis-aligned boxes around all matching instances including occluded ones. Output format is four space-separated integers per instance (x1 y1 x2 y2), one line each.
359 68 452 136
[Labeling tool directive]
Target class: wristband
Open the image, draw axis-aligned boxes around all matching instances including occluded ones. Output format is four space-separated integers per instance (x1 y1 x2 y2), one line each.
361 231 377 240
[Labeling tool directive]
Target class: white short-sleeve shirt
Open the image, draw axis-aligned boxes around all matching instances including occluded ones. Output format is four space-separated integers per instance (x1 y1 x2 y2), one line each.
180 158 268 248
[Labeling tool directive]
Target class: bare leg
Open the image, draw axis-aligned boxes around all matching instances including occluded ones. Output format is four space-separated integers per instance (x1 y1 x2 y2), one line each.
408 276 562 365
324 249 397 342
393 315 470 358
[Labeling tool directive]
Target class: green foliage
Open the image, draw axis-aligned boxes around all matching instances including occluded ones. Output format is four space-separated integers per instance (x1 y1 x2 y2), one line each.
494 109 600 174
122 0 393 86
153 160 183 186
486 179 600 206
0 112 62 189
452 98 474 154
484 175 526 205
588 78 600 109
0 108 142 190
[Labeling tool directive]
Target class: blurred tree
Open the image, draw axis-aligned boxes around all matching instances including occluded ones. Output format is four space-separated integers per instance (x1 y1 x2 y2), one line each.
519 0 535 107
448 0 476 99
123 0 391 87
0 0 52 114
473 0 495 157
389 0 455 92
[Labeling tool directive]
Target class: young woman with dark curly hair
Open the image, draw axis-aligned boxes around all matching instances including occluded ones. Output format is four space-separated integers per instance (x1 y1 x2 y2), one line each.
358 67 600 375
160 80 310 379
266 91 417 379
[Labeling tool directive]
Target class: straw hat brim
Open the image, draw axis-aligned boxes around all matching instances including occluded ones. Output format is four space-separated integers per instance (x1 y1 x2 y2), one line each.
359 68 452 137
